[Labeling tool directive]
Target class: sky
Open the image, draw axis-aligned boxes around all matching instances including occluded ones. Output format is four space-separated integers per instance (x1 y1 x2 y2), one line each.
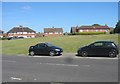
2 2 118 33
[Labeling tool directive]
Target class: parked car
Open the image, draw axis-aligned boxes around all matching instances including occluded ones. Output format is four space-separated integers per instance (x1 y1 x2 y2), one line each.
77 41 119 57
29 42 63 56
8 36 24 40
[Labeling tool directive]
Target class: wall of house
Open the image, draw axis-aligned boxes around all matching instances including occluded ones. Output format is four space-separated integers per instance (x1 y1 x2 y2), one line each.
44 32 63 36
79 29 110 33
7 32 36 38
0 35 3 38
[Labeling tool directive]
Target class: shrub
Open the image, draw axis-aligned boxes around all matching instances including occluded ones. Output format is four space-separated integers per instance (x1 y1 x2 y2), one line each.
1 38 8 40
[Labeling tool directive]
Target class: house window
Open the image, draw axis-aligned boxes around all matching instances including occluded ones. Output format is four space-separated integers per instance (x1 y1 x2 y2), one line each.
17 32 21 34
79 29 83 32
55 32 58 34
23 32 27 34
49 32 53 34
31 32 35 34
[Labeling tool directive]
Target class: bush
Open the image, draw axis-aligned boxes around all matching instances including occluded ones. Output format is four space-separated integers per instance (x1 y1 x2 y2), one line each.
68 32 106 35
1 38 9 40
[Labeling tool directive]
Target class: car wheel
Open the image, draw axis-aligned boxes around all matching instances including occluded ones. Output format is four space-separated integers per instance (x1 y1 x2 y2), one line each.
49 51 55 56
81 51 88 57
29 51 35 56
109 50 117 58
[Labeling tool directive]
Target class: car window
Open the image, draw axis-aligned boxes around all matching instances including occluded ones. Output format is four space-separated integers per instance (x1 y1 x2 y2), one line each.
93 42 103 47
38 43 46 47
104 43 112 47
35 43 46 48
104 43 116 47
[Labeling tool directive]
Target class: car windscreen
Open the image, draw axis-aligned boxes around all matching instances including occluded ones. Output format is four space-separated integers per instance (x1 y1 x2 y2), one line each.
46 43 54 47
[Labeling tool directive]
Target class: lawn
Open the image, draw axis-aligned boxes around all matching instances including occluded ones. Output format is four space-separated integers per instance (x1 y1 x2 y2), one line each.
1 34 119 55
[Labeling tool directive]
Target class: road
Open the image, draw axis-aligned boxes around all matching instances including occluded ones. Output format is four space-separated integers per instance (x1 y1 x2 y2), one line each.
2 53 118 82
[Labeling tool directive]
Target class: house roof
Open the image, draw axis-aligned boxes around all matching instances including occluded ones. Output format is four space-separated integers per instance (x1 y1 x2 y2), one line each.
8 26 36 33
44 28 63 33
79 26 110 29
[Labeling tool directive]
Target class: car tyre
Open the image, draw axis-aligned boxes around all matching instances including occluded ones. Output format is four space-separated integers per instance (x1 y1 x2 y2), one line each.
81 51 88 57
109 49 117 58
29 51 35 56
49 51 55 56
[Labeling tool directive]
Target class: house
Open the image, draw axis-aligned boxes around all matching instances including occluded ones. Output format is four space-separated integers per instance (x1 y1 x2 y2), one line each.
7 25 36 38
44 27 63 36
0 30 4 38
70 25 111 33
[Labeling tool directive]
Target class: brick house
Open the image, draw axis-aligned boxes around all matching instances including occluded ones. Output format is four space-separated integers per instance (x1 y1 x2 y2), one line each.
0 30 4 38
7 25 36 38
71 25 111 33
44 27 63 36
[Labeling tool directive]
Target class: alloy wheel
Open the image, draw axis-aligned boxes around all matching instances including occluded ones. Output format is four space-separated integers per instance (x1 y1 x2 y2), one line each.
81 51 88 57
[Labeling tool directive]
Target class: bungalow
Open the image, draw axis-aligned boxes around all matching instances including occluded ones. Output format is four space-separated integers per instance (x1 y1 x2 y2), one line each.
44 27 63 36
7 25 36 38
0 30 4 38
71 25 111 33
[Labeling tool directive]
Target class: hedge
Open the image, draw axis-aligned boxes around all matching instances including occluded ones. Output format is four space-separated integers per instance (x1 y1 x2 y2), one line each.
68 32 106 35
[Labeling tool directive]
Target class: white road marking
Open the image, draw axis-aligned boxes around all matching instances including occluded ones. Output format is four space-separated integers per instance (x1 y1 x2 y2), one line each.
82 65 90 67
37 62 79 67
3 60 16 63
10 77 22 80
34 78 37 80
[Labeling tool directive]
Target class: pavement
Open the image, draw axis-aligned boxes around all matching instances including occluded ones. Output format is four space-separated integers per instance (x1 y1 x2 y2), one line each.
2 53 119 82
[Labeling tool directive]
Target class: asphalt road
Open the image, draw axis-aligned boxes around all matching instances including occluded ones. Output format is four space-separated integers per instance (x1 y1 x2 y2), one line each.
2 53 118 82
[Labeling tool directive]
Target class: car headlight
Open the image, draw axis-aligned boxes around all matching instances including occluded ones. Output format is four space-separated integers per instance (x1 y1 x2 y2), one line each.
55 49 60 51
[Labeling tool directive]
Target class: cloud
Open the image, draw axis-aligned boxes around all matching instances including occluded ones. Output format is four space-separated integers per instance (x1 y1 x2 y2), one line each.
21 6 31 10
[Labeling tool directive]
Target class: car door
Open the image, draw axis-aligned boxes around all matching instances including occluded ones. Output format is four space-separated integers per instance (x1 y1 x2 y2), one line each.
33 44 41 54
102 42 115 55
36 43 50 54
88 42 104 56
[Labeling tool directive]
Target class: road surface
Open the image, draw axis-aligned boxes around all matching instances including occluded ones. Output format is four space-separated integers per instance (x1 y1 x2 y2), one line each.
2 53 118 82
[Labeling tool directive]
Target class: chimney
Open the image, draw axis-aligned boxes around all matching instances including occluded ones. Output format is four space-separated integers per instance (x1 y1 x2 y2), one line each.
52 26 54 28
19 25 23 28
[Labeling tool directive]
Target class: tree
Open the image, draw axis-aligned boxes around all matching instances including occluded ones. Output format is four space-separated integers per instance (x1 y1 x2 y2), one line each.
92 24 101 26
114 20 120 33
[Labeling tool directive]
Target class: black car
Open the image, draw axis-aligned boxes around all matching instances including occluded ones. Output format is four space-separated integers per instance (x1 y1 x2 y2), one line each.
29 42 63 56
8 36 24 40
77 41 119 57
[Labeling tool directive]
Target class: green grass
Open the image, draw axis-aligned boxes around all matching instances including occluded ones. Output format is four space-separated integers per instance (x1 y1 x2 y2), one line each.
1 34 119 55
